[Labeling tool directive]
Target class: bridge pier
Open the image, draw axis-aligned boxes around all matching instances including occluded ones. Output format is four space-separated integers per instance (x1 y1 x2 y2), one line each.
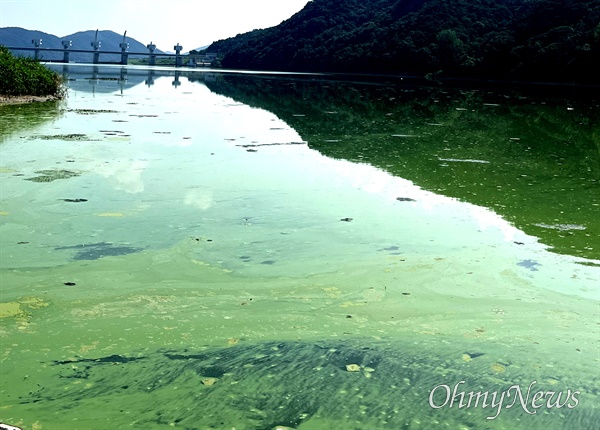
91 30 101 64
119 32 129 65
147 42 157 66
62 40 72 63
174 44 183 67
31 39 42 60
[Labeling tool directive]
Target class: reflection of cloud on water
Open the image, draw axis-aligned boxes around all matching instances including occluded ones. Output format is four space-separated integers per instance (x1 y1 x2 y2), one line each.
323 157 447 207
97 159 148 194
184 188 214 211
468 204 522 243
321 157 525 243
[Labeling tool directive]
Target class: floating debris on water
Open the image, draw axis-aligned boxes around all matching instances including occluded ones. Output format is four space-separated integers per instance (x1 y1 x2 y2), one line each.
237 142 306 148
438 158 490 164
68 109 118 115
532 223 586 231
96 212 125 217
396 197 416 202
340 218 353 222
25 169 80 182
29 133 91 141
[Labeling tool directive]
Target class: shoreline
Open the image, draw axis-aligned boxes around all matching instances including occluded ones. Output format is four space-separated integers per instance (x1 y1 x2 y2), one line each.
0 94 61 105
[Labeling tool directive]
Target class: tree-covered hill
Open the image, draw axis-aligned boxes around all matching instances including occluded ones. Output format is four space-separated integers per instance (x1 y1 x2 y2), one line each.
207 0 600 82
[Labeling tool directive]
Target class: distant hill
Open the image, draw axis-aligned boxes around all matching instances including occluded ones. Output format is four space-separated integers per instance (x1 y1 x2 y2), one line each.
0 27 165 62
207 0 600 83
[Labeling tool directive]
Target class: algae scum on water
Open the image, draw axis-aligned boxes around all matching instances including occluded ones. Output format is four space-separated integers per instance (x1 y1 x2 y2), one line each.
1 65 599 430
10 339 599 430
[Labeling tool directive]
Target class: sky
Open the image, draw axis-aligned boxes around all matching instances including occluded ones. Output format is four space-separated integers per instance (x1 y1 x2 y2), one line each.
0 0 311 51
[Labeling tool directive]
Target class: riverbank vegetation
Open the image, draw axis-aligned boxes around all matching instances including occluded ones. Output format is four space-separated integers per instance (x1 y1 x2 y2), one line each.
207 0 600 83
0 45 64 98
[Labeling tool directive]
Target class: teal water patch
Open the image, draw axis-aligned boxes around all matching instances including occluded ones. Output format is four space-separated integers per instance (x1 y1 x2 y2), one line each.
54 242 144 261
517 259 542 271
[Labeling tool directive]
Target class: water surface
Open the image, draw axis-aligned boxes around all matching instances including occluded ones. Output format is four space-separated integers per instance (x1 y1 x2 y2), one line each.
0 65 598 430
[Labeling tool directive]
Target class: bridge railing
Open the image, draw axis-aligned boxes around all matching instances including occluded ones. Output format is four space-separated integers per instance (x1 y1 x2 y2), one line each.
4 46 204 67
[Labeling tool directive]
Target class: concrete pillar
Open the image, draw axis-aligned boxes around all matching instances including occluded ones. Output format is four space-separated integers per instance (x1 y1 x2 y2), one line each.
91 30 101 64
31 39 42 60
174 44 183 67
62 40 72 63
147 42 157 66
119 44 129 65
120 51 129 65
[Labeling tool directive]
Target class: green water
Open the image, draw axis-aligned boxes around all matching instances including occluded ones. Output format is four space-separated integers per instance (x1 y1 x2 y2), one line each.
0 65 598 430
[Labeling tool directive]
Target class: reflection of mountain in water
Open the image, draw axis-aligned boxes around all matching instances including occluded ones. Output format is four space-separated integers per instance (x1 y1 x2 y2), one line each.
203 75 600 260
48 65 151 94
0 99 63 142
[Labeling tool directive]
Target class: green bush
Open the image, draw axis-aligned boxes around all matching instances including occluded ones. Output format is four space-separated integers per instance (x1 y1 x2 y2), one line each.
0 45 64 97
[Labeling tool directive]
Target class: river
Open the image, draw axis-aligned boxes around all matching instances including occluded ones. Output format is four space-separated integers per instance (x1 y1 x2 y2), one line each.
1 64 598 429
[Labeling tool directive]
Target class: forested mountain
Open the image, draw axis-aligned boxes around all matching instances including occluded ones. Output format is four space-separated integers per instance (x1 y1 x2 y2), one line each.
207 0 600 82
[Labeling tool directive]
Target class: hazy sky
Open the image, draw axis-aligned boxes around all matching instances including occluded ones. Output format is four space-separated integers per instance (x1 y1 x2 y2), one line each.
0 0 311 51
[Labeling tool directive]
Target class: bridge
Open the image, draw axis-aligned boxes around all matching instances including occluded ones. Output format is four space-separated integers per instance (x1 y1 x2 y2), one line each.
6 30 217 67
